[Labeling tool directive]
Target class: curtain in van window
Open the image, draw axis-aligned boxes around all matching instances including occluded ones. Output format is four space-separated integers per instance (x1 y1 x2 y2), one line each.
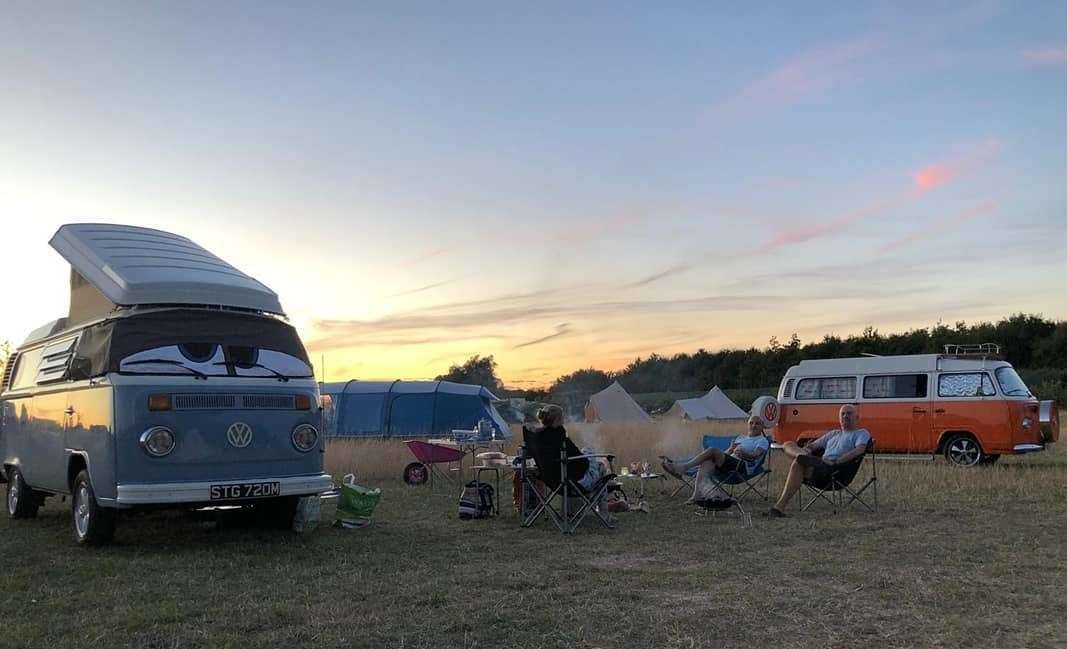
821 377 856 399
939 373 994 397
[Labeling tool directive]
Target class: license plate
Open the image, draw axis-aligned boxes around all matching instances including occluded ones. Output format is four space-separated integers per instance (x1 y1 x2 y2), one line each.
209 482 281 500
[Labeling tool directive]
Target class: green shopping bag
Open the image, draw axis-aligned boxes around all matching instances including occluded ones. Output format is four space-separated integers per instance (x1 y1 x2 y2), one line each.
336 474 382 528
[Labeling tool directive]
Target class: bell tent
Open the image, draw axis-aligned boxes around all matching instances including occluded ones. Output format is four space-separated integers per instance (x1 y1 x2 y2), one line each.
668 386 748 421
584 381 652 423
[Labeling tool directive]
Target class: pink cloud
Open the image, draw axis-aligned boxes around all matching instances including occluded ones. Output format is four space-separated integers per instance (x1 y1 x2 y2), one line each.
912 139 1001 193
877 200 1000 254
730 36 881 109
1023 47 1067 64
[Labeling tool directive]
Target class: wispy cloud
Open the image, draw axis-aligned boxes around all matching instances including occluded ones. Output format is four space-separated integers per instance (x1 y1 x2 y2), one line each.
912 139 1001 192
388 280 455 297
1023 47 1067 64
398 246 452 267
722 36 882 110
514 323 572 349
876 200 999 254
626 263 694 288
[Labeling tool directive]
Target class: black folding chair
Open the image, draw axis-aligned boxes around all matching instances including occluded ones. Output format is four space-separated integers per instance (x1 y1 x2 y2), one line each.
798 439 878 513
518 426 618 534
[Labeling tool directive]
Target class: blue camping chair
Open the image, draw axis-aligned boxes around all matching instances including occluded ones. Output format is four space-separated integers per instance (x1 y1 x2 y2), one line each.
668 434 772 502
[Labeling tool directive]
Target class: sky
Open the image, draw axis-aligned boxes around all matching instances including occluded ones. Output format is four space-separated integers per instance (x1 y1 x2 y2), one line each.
1 2 1065 387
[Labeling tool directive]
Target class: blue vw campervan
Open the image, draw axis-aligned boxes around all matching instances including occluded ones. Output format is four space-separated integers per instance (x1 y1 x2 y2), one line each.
1 224 331 545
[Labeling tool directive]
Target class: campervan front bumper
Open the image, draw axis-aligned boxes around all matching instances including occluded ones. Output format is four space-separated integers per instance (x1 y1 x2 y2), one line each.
113 473 333 506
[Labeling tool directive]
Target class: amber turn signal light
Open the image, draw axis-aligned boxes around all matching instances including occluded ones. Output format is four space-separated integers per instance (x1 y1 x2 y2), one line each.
148 394 172 411
294 394 312 411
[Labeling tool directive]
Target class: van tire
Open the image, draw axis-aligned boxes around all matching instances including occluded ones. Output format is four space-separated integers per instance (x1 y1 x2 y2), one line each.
943 434 984 467
5 466 40 519
71 470 116 546
256 496 298 530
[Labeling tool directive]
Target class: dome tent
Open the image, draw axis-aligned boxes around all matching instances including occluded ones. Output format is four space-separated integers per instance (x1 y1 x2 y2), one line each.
320 380 511 439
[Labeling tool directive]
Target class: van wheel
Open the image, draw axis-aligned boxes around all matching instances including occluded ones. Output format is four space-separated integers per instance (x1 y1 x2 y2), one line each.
5 466 40 519
256 496 298 530
944 435 983 467
71 470 116 546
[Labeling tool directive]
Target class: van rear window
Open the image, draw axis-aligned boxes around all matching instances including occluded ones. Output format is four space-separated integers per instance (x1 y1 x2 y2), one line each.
795 377 856 400
863 374 928 399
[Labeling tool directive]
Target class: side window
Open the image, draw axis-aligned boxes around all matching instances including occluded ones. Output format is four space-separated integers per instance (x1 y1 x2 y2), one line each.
11 347 44 390
795 377 857 400
938 373 997 397
781 378 795 399
863 374 928 399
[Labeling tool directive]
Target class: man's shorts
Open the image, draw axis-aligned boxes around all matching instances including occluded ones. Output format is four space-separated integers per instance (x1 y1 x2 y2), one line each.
714 454 746 478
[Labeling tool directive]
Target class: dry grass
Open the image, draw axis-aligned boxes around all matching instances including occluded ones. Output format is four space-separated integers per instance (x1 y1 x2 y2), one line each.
1 414 1064 649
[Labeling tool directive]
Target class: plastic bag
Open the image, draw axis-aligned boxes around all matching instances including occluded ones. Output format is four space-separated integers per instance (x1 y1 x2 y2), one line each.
335 474 382 529
292 496 321 533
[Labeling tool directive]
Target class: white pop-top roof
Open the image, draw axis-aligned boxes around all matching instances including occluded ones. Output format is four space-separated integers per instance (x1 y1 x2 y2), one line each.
49 223 284 315
784 354 1011 378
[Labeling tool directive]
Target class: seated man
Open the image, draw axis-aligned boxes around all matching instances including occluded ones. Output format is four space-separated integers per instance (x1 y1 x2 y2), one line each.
660 415 770 502
766 403 870 518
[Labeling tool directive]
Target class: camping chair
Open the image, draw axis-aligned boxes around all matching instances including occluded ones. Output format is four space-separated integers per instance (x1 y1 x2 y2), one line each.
797 439 878 513
668 435 772 503
518 427 618 534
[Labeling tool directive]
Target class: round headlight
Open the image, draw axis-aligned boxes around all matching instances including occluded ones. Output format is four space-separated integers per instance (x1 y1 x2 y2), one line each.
140 426 176 457
292 424 318 452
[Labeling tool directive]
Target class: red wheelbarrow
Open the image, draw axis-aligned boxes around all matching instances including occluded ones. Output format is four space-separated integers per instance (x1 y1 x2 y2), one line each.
403 440 466 486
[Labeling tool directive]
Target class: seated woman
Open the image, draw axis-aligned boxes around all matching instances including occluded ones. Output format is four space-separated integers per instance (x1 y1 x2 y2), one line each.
523 405 607 492
660 415 770 502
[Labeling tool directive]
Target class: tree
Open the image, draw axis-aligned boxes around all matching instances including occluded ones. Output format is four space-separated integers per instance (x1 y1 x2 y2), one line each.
435 355 504 393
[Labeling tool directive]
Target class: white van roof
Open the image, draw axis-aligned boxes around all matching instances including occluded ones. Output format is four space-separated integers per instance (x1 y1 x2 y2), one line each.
49 224 284 315
784 354 1011 377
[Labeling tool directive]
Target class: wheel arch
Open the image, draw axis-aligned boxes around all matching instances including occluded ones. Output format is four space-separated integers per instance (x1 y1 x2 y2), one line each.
66 451 91 492
936 430 982 455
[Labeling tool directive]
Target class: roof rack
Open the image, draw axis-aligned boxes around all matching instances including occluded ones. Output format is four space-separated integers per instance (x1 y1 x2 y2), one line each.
942 343 1001 358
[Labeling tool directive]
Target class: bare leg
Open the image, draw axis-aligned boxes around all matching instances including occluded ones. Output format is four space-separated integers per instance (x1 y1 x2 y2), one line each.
691 460 722 502
780 441 811 459
773 459 813 511
663 447 726 478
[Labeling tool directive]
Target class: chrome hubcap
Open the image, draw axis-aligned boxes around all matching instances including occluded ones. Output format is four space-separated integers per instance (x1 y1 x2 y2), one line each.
7 478 19 514
74 485 91 537
949 440 980 466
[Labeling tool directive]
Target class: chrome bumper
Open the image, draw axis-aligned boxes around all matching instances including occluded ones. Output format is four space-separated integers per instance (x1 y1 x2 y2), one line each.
1013 443 1046 453
115 473 334 505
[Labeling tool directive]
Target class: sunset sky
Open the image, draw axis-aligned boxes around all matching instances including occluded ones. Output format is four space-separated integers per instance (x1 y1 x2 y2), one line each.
2 3 1065 387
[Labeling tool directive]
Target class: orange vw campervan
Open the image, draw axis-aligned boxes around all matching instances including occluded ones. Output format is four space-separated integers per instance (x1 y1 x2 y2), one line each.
770 345 1059 466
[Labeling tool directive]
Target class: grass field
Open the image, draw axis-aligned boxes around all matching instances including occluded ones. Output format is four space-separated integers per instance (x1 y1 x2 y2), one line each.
2 418 1065 649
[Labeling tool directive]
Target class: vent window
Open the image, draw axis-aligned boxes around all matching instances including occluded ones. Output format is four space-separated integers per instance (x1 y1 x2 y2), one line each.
2 353 18 391
35 336 80 385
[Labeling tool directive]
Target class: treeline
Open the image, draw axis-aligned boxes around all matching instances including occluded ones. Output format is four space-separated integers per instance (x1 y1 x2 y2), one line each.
532 313 1067 414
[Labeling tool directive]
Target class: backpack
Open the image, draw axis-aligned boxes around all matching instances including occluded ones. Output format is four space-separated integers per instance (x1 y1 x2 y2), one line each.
458 480 496 519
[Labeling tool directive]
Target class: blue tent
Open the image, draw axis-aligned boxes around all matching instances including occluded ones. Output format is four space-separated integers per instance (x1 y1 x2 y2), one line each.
320 380 511 439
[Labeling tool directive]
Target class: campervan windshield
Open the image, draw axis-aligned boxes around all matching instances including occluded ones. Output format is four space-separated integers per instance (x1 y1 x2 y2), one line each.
72 308 312 379
995 367 1031 397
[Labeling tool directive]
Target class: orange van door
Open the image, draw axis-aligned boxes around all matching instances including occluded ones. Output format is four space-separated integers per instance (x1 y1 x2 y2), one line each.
859 373 931 453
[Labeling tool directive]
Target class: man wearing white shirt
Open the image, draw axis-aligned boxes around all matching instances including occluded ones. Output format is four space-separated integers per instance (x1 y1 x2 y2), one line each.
767 403 871 518
661 416 770 502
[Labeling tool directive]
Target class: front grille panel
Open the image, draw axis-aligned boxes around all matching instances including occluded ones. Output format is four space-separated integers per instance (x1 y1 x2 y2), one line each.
173 394 296 410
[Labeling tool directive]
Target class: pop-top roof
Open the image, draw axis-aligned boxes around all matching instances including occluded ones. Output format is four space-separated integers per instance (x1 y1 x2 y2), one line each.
49 224 283 315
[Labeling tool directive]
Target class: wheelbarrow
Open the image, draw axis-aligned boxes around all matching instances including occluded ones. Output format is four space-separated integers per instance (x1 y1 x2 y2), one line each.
403 440 467 486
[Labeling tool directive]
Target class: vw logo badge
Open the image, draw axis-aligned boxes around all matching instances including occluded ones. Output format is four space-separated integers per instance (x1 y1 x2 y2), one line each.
227 422 253 448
